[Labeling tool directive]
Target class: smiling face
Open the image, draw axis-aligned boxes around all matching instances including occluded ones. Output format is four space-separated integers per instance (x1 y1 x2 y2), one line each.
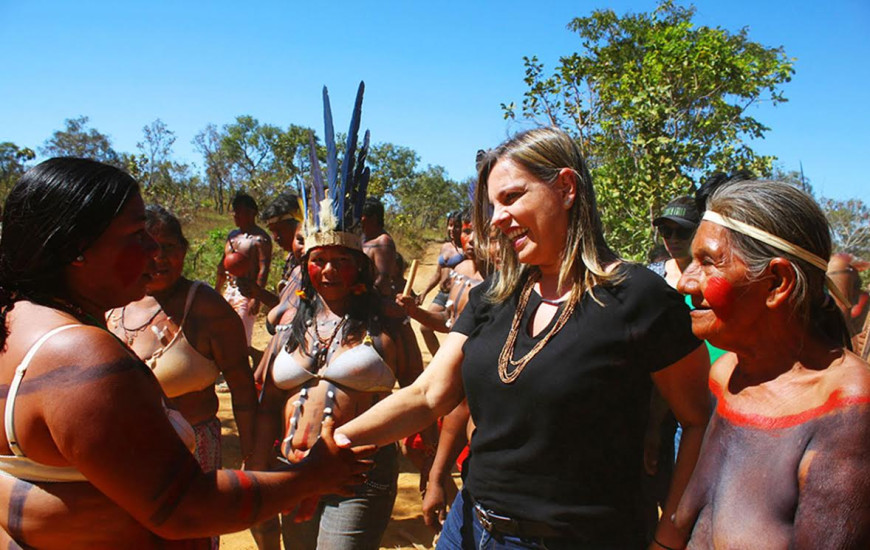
307 246 360 302
677 221 770 349
144 223 186 295
487 159 570 275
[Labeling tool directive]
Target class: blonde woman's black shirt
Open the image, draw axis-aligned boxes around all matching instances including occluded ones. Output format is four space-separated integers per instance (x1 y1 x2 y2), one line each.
452 263 701 542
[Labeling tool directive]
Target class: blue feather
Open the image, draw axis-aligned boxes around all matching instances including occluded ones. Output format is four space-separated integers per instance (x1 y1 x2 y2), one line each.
353 129 371 221
355 166 370 223
306 130 324 226
322 87 338 206
339 81 365 229
298 178 309 229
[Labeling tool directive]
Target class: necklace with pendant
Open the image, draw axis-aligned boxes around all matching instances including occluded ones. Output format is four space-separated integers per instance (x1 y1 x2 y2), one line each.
120 305 164 346
312 314 347 369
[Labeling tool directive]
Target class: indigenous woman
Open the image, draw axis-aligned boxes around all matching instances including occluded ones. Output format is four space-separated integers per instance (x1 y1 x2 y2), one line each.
236 192 306 313
107 205 257 475
398 210 485 334
247 82 431 550
0 158 372 549
674 180 870 548
416 211 464 355
339 127 712 549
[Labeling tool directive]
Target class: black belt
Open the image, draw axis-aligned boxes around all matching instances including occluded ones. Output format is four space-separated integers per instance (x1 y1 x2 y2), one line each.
472 501 563 539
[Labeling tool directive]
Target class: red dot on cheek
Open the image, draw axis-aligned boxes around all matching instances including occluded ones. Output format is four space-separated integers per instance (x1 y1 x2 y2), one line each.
115 244 149 286
338 263 358 286
307 263 322 281
704 276 735 312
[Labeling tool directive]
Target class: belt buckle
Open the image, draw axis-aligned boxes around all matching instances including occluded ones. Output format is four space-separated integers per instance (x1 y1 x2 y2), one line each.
474 503 494 533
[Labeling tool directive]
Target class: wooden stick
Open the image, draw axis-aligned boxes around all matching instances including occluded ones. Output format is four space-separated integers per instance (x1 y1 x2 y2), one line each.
403 259 419 296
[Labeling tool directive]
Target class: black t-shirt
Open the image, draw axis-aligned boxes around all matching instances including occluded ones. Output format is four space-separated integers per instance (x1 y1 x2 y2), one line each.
452 263 701 541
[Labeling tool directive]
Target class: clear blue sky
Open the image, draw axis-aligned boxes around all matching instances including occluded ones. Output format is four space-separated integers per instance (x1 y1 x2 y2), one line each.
1 0 867 201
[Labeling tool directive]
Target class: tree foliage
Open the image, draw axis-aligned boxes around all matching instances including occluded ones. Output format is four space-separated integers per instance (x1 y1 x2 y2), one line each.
194 117 312 211
0 142 35 201
503 0 794 258
40 116 123 168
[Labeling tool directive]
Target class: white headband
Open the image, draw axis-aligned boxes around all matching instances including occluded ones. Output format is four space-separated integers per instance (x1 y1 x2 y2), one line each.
703 210 851 309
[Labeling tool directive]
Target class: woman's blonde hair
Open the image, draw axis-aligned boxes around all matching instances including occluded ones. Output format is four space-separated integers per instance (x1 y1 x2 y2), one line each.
474 127 621 303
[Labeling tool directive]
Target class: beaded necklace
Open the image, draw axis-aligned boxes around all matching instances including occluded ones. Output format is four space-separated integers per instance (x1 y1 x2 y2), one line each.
497 273 578 384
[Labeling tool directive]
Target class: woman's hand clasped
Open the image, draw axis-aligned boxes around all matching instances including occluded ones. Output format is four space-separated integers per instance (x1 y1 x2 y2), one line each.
300 416 376 497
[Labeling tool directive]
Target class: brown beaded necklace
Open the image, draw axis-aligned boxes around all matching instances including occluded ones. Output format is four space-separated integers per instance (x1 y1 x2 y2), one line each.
497 273 578 384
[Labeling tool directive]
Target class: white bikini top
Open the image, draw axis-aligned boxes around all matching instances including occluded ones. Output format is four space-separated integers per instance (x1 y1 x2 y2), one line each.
0 325 87 482
272 331 396 393
0 324 195 483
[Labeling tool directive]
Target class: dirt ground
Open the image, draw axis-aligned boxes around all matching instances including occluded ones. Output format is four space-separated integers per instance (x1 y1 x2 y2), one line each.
219 242 450 549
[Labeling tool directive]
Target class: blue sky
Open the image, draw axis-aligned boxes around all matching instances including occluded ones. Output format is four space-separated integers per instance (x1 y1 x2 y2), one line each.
1 0 867 201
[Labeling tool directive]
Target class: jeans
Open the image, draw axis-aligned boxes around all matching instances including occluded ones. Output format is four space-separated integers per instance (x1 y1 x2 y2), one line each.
437 489 641 550
282 445 398 550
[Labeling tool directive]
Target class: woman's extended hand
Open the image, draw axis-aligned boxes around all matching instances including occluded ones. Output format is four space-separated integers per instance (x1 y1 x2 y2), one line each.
301 416 376 497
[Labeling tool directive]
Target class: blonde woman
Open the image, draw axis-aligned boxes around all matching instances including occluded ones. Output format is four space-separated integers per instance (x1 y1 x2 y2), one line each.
338 127 711 549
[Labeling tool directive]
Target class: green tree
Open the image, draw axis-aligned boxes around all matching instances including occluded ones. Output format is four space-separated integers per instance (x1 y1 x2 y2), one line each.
388 164 465 250
40 116 122 167
504 0 794 258
366 142 419 199
820 198 870 260
193 124 233 213
0 142 36 201
196 117 312 210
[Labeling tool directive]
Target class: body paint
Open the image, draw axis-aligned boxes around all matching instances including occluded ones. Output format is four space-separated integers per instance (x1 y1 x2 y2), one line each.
336 262 358 287
7 480 31 545
710 378 870 429
229 470 262 523
704 276 736 315
115 242 151 286
0 357 144 399
306 262 322 283
148 457 200 526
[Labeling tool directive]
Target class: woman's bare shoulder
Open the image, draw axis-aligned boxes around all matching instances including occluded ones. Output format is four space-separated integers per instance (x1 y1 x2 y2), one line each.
824 351 870 400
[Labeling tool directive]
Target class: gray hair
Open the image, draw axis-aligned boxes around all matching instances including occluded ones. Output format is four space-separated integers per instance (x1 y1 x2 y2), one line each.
707 179 835 331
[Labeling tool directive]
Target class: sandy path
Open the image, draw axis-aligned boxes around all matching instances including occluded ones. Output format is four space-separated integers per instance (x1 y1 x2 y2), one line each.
219 242 448 549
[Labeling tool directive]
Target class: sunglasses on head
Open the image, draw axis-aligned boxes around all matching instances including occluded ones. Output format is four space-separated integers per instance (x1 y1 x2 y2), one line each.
658 225 694 240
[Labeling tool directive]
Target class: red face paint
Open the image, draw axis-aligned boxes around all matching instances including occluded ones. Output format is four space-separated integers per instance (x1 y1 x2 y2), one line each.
337 261 358 287
307 261 322 282
460 223 474 252
704 276 735 316
114 242 150 286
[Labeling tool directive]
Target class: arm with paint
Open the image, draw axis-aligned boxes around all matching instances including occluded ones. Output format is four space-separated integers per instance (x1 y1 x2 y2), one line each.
792 378 870 548
40 329 373 539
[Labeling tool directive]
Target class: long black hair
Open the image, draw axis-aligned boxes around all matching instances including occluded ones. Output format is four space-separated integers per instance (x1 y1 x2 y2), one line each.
285 248 381 355
0 158 139 348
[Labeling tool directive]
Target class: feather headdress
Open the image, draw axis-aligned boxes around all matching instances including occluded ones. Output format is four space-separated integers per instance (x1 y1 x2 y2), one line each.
303 82 371 253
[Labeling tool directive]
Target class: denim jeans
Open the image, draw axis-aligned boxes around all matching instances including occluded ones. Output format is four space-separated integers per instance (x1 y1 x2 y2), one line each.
282 444 398 550
436 489 641 550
